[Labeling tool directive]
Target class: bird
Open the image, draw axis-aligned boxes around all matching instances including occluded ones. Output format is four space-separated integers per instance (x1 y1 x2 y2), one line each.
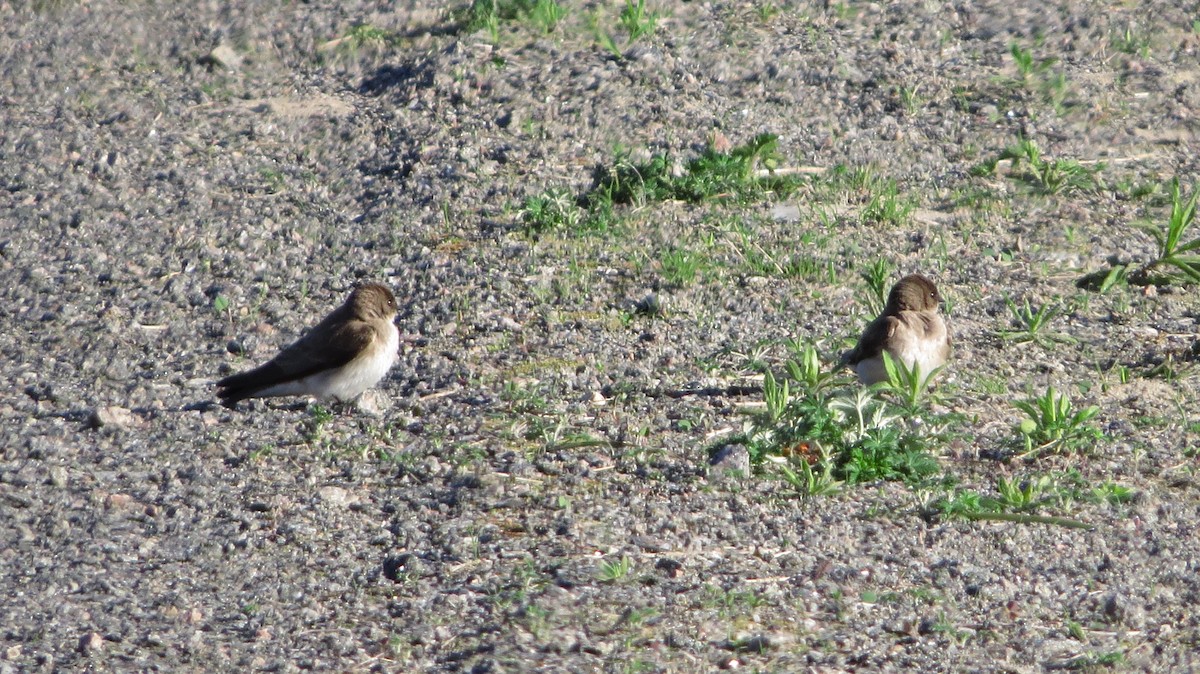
844 273 950 386
216 282 399 407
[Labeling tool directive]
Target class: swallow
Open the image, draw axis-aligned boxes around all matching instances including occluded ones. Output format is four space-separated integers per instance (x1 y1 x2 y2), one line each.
844 273 950 385
216 282 399 407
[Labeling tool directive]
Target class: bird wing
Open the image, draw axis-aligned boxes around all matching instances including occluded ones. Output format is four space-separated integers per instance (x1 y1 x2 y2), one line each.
264 318 376 381
216 317 377 400
845 315 899 365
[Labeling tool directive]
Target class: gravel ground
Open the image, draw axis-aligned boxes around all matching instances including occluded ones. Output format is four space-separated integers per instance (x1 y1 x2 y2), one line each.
3 1 1200 672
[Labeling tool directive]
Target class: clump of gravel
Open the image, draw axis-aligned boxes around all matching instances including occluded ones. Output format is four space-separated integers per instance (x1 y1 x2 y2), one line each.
2 1 1199 671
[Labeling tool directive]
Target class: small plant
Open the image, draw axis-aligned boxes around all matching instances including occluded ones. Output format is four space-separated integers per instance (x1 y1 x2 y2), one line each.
1130 178 1200 284
598 555 633 582
305 404 335 442
838 424 939 484
1090 481 1135 506
762 370 791 423
784 341 841 400
878 351 944 413
898 84 922 115
1062 650 1126 670
343 23 394 51
460 0 566 37
860 179 915 225
994 474 1053 510
756 2 780 22
742 352 946 492
529 0 567 33
319 23 399 56
998 139 1101 195
997 297 1075 347
1110 24 1150 56
659 248 702 287
619 0 658 43
588 134 802 209
923 476 1097 530
772 450 843 499
860 258 894 316
521 187 583 234
1009 42 1055 81
1013 386 1101 457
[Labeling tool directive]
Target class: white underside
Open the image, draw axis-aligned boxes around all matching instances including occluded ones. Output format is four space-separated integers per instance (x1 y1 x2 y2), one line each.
257 325 398 402
856 332 948 386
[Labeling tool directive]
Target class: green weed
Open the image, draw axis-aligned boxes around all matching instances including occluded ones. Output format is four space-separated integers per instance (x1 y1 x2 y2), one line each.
460 0 567 37
1013 386 1101 458
521 187 583 234
659 248 703 286
598 555 633 582
977 139 1101 195
860 258 894 316
1110 24 1151 56
743 354 943 491
997 297 1075 347
592 133 797 207
877 351 945 414
1130 178 1200 284
619 0 658 42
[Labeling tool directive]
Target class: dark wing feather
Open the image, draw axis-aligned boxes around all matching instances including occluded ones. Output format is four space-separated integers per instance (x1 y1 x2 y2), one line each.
217 315 375 404
844 315 899 366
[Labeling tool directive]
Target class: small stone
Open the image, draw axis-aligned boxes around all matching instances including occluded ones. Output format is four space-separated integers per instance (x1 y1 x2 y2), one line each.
207 43 242 71
89 406 135 429
355 390 389 416
78 632 103 654
771 204 801 222
710 444 751 479
655 558 683 578
105 493 134 509
318 486 356 507
1103 592 1146 628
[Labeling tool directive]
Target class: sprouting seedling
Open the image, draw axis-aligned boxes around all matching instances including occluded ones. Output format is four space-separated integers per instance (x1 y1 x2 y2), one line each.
1132 178 1200 284
1013 385 1101 458
997 297 1076 348
860 258 893 316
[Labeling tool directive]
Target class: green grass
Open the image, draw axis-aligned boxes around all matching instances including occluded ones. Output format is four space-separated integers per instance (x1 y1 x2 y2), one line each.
517 134 807 239
973 139 1102 195
598 555 633 582
1013 386 1102 458
1110 24 1151 57
876 352 946 415
860 179 915 225
618 0 657 42
659 248 703 287
997 297 1075 348
592 133 799 206
1081 178 1200 289
739 348 947 490
922 470 1131 530
459 0 568 38
1010 42 1056 81
591 0 659 57
520 187 583 234
860 258 894 316
1130 178 1200 284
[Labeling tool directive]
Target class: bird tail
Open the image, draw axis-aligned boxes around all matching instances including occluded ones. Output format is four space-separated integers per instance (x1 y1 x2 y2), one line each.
215 369 269 407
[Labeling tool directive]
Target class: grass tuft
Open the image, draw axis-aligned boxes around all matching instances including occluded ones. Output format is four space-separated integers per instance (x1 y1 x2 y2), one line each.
1013 386 1101 458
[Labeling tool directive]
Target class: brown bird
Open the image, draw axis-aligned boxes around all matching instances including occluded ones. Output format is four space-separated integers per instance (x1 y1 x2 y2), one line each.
217 282 399 407
844 274 950 385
